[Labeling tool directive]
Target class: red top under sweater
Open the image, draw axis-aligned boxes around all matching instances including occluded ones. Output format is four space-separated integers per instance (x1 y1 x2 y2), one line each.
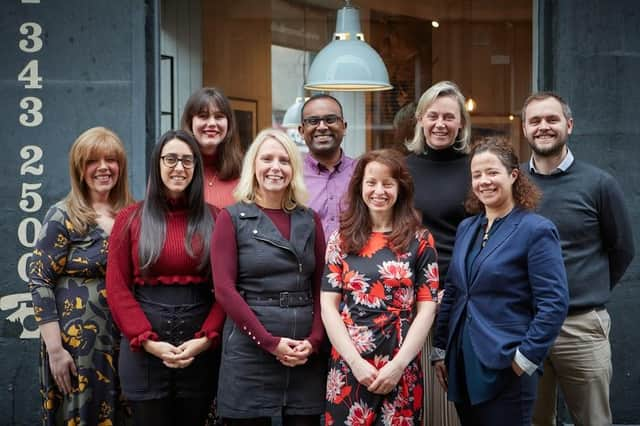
202 154 238 209
106 200 225 350
211 206 326 354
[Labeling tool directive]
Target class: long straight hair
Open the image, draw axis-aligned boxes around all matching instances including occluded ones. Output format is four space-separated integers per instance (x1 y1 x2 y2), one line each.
180 87 243 180
339 149 422 254
138 129 213 272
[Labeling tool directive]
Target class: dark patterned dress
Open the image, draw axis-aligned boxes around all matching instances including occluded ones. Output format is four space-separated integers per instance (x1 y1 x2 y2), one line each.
28 201 126 426
322 230 439 426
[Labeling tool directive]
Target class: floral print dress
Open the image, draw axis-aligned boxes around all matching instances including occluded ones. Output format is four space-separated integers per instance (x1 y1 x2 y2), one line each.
28 201 126 426
322 230 439 426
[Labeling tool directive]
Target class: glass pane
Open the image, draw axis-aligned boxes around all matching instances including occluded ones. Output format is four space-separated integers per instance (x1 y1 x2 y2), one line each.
199 0 532 156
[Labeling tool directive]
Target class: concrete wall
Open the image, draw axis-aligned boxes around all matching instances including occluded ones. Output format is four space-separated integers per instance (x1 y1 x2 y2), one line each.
538 0 640 422
0 1 157 424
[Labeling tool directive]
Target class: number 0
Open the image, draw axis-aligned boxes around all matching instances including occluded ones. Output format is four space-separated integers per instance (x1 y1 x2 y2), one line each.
18 217 42 248
17 253 32 283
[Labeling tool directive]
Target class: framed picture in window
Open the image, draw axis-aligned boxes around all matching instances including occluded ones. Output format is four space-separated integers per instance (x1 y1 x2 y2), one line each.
229 97 258 151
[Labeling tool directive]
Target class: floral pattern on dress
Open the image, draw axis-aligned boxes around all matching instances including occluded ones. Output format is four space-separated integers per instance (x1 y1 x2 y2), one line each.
322 229 438 425
28 201 129 426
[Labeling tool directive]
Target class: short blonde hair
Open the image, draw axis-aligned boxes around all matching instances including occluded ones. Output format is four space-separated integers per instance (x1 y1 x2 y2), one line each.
406 80 471 154
234 128 308 211
66 126 134 233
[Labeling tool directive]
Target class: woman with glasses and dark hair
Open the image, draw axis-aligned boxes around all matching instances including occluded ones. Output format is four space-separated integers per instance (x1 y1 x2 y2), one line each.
107 129 225 425
321 149 439 425
211 128 326 426
28 127 134 426
181 87 244 208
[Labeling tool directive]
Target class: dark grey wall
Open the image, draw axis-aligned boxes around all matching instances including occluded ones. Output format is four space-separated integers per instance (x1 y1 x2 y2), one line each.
0 1 157 424
538 0 640 423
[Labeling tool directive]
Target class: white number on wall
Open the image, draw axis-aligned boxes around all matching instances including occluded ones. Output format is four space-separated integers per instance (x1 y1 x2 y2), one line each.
19 183 43 213
19 96 43 127
17 253 32 283
19 145 44 175
18 60 43 89
18 22 43 53
17 217 42 248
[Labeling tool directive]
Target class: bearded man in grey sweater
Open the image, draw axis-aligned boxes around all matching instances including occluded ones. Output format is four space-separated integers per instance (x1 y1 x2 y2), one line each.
521 91 635 426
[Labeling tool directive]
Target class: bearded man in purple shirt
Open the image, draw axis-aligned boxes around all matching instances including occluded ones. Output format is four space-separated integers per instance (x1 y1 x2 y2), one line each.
299 94 356 240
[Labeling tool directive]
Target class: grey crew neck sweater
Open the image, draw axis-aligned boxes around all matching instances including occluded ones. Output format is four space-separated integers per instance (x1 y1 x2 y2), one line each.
524 160 634 310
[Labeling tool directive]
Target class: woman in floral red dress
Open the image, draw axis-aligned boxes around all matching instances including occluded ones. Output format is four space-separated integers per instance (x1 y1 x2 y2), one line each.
321 149 439 425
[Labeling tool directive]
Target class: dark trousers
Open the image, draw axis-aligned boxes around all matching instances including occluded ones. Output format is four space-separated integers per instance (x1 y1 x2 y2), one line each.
131 396 211 426
454 370 538 426
223 415 319 426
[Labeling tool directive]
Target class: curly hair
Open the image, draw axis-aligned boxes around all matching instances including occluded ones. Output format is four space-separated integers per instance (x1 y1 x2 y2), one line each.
464 139 541 213
339 149 422 254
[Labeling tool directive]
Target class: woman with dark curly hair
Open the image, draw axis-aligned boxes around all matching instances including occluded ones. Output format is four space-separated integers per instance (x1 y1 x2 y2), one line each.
321 149 439 424
432 139 569 425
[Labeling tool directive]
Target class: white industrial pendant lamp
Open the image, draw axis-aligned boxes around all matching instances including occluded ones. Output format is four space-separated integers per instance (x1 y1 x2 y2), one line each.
281 86 307 128
305 0 392 92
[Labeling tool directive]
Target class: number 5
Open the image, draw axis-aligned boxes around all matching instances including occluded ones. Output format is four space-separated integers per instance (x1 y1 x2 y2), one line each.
19 183 43 213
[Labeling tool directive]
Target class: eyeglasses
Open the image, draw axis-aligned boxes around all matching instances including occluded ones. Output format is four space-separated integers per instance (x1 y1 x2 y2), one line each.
302 114 343 127
160 155 195 169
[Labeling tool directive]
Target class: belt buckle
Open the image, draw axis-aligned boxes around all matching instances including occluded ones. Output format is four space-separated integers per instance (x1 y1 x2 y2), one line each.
279 292 290 308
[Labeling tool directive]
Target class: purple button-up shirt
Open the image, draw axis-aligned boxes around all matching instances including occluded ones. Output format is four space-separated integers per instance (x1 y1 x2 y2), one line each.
303 151 357 240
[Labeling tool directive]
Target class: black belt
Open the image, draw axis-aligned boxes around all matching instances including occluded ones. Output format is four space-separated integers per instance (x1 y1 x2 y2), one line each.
567 305 605 316
242 290 313 308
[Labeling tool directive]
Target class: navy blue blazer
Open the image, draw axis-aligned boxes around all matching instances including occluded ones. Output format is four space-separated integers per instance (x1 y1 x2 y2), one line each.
434 207 569 370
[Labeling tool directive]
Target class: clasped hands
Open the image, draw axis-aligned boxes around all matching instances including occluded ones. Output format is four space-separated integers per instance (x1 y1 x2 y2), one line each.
350 357 404 395
272 337 313 367
142 336 211 368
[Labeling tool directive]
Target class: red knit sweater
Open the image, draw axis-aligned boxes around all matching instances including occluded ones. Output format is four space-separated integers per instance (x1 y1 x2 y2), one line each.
106 201 225 350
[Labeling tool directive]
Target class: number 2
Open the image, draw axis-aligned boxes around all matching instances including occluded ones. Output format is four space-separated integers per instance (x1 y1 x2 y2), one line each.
20 145 44 175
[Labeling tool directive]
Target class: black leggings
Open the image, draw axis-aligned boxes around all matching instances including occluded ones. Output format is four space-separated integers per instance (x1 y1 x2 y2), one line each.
131 397 212 426
224 415 320 426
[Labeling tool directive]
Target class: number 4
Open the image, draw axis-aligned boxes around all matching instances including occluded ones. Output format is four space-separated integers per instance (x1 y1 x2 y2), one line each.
18 60 43 89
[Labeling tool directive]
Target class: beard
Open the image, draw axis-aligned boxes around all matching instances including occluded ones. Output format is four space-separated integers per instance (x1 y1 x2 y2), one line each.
528 135 567 157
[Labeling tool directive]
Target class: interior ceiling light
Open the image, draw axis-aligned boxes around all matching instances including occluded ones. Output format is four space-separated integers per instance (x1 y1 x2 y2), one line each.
282 88 308 128
465 98 477 112
305 0 392 92
431 20 440 28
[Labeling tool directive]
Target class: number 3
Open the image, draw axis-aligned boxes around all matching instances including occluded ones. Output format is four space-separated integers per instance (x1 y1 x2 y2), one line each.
19 97 43 127
19 22 43 53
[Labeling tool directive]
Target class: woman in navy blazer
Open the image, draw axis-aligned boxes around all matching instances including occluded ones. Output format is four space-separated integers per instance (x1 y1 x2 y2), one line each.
432 139 568 425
